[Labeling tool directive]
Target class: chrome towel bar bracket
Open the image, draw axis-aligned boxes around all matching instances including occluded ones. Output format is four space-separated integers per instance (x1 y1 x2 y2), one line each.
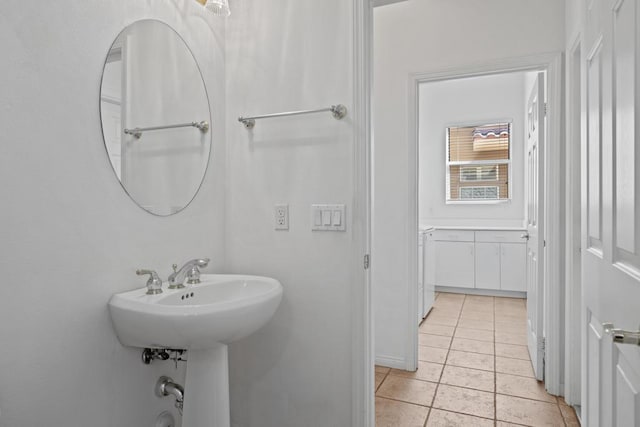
238 104 347 129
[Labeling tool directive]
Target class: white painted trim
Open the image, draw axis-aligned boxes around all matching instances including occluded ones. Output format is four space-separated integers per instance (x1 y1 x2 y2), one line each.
406 72 420 372
352 0 373 426
543 52 564 396
372 0 408 7
406 52 565 396
564 34 583 407
374 355 407 370
435 286 526 299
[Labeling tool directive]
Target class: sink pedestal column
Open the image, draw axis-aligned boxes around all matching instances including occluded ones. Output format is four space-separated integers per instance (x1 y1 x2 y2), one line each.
182 344 230 427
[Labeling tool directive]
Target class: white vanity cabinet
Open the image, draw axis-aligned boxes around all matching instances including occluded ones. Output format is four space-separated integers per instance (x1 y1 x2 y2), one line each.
428 228 527 294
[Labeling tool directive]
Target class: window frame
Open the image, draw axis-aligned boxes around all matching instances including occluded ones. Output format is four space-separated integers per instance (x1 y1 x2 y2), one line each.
445 120 513 204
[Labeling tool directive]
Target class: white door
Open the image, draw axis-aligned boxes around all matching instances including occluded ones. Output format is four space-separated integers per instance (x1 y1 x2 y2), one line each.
582 0 640 425
525 72 545 381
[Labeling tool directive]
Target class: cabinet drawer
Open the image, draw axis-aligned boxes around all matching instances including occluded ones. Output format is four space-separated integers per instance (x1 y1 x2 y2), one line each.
475 230 527 243
431 229 475 242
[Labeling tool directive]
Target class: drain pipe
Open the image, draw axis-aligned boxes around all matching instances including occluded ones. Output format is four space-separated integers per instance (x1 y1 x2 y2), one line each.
156 376 185 414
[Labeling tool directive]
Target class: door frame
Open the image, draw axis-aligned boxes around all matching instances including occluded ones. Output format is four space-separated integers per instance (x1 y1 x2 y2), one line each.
564 34 583 407
353 0 374 426
406 52 564 394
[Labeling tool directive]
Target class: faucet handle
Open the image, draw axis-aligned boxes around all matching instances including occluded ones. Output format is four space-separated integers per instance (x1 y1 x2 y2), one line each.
136 269 163 295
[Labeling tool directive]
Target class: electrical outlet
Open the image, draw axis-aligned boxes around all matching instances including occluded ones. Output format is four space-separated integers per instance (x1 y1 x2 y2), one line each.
274 204 289 230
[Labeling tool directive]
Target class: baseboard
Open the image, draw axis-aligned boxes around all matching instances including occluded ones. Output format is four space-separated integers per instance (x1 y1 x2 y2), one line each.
436 286 526 299
374 354 406 370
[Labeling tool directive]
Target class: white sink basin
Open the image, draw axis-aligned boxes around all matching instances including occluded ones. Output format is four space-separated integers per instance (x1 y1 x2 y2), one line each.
108 274 283 349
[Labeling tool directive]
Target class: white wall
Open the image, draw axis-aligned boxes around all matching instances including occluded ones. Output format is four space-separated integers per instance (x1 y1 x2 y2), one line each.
419 73 527 228
0 2 226 426
224 1 358 426
373 0 565 366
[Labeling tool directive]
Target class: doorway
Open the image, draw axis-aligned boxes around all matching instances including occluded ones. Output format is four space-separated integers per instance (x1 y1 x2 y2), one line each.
372 53 567 425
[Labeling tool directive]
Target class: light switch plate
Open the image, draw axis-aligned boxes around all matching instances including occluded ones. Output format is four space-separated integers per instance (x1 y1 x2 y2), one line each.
311 204 346 231
274 204 289 230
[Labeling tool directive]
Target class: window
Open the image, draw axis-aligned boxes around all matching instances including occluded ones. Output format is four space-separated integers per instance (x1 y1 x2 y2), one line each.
446 122 511 202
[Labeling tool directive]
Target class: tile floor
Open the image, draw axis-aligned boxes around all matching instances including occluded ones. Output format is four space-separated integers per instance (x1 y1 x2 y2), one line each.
375 292 580 426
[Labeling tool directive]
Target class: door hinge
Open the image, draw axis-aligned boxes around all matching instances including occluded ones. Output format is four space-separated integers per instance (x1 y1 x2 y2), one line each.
544 102 548 116
364 254 370 270
544 240 547 247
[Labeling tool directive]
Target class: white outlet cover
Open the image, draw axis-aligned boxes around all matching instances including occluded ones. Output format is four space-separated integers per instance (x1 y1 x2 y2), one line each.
274 204 289 230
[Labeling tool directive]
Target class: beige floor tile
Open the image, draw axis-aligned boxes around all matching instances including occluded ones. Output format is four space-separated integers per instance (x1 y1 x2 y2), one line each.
420 333 452 349
432 384 495 419
376 365 391 374
425 315 459 327
460 311 494 321
494 297 525 306
426 409 494 427
434 300 464 309
375 397 430 427
495 343 530 360
494 320 527 334
495 306 526 317
376 375 437 406
420 323 455 337
496 356 535 378
457 318 494 331
496 422 527 426
495 313 527 324
496 373 556 403
430 306 461 317
454 327 495 342
462 304 494 313
446 350 494 371
495 331 528 346
450 337 495 355
437 293 466 301
390 361 444 383
419 345 448 364
375 372 386 390
496 394 564 426
465 295 494 303
440 365 495 392
560 400 580 426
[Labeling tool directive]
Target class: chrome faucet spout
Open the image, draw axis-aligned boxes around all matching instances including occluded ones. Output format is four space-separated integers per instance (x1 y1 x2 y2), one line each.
156 376 184 414
168 258 210 289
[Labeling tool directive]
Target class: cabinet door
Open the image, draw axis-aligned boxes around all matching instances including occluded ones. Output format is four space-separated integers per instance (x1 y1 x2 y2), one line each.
475 242 501 290
435 241 475 288
500 243 526 291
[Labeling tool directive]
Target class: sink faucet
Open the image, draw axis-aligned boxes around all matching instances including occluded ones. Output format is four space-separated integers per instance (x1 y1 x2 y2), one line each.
168 258 210 289
136 269 163 295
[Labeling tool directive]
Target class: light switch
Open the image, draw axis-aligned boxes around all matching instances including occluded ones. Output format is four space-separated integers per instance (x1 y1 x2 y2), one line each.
311 204 346 231
332 210 342 226
322 210 332 226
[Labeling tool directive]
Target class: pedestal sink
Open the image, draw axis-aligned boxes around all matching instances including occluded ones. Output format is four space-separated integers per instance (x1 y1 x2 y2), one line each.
108 274 283 427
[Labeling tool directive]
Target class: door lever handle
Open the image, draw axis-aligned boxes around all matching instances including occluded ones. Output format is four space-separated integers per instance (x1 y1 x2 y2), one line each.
603 323 640 345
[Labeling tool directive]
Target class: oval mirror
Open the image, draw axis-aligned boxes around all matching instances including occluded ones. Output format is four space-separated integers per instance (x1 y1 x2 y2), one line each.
99 20 211 216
